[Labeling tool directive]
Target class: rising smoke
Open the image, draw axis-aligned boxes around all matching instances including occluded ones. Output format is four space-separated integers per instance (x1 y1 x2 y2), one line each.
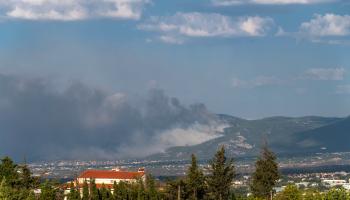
0 74 225 161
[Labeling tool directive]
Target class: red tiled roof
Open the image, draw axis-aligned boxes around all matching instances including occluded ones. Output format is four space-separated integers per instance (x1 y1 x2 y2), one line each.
78 170 145 180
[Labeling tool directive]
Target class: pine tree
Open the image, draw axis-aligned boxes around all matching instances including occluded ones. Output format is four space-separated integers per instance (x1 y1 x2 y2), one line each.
82 180 89 200
250 143 280 199
186 154 206 200
207 146 235 200
0 157 18 187
18 164 38 189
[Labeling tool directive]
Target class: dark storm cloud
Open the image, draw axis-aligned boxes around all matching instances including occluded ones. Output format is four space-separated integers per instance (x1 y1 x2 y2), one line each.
0 74 222 161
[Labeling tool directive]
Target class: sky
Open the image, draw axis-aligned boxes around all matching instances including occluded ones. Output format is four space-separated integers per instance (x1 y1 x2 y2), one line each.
0 0 349 160
0 0 349 118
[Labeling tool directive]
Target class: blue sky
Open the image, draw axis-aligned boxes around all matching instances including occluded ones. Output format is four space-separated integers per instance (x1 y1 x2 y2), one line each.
0 0 349 119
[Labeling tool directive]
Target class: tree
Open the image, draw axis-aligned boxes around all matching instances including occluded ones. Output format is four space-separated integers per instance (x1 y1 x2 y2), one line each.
39 181 57 200
274 185 301 200
67 181 81 200
0 157 18 187
186 154 206 200
0 177 11 200
165 179 188 200
18 164 39 189
137 178 146 200
26 191 36 200
100 183 112 200
113 181 129 200
303 189 323 200
82 180 89 200
250 143 279 199
324 188 349 200
207 146 235 200
145 174 158 200
90 179 99 200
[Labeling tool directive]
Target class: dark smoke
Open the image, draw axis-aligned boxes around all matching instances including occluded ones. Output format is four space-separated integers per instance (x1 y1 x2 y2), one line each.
0 74 223 161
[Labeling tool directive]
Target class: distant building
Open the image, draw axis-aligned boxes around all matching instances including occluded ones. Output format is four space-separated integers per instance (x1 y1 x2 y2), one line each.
76 167 146 189
64 168 146 200
342 183 350 190
322 179 346 187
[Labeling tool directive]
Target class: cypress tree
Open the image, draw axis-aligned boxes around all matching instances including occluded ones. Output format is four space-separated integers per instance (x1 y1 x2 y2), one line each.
137 178 145 200
100 183 111 200
250 143 279 199
90 179 99 200
82 180 89 200
113 181 128 200
186 154 206 200
207 146 235 200
68 181 81 200
165 179 187 200
145 174 158 200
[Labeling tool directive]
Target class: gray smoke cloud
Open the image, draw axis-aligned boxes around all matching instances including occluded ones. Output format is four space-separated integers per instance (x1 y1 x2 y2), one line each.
0 74 225 161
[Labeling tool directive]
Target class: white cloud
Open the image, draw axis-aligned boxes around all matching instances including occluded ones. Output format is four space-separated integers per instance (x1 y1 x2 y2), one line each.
212 0 336 6
303 68 346 80
277 13 350 45
138 12 274 43
336 85 350 94
0 0 150 21
231 76 281 88
300 14 350 37
159 35 184 44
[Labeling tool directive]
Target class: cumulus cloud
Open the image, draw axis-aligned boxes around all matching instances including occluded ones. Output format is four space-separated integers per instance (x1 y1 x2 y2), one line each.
300 13 350 37
0 0 150 20
0 74 225 161
303 68 346 80
231 76 281 88
276 13 350 45
212 0 336 6
138 12 274 44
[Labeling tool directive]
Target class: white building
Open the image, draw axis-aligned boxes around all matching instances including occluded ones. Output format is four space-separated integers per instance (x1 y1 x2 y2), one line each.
76 168 146 188
322 179 346 187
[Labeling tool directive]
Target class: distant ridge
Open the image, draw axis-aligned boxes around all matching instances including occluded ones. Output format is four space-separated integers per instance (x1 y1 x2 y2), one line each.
147 115 344 160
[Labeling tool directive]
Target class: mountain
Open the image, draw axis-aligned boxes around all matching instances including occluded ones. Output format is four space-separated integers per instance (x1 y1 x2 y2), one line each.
295 117 350 152
148 115 343 160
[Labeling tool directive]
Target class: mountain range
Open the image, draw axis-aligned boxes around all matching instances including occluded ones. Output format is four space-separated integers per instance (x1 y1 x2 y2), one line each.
148 115 348 160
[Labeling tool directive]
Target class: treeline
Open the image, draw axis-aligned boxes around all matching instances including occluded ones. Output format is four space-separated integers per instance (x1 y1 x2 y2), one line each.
0 156 40 199
0 144 280 200
3 144 345 200
274 184 350 200
67 175 160 200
